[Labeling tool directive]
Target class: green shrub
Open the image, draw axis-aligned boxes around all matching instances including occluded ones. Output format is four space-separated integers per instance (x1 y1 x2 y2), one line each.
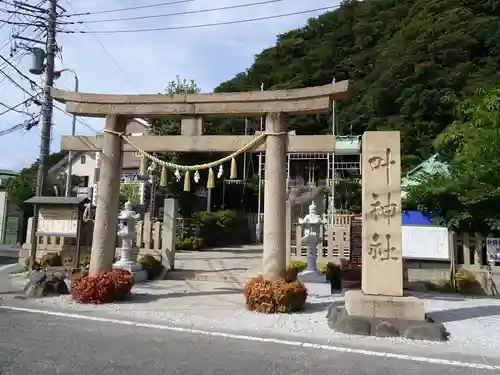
286 261 307 273
243 275 308 313
78 255 119 271
137 254 164 280
178 236 203 250
40 252 62 267
318 263 327 274
284 261 307 281
197 210 249 247
80 255 91 271
455 268 480 294
324 262 342 284
424 279 455 293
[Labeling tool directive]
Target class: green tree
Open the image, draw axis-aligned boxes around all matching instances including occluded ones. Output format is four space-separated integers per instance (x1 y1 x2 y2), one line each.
213 0 500 170
151 75 201 136
405 87 500 233
7 151 68 205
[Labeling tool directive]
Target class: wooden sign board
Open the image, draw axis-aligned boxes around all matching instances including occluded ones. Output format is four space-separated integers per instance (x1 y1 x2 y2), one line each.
37 207 78 236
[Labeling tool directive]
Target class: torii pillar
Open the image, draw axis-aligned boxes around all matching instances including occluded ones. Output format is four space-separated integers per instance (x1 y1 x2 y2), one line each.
89 115 126 276
262 112 287 281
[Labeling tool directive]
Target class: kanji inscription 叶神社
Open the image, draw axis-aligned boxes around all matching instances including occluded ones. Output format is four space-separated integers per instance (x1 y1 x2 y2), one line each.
361 131 403 296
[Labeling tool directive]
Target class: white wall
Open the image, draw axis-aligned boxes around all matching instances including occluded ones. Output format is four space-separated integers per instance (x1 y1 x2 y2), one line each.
65 153 97 187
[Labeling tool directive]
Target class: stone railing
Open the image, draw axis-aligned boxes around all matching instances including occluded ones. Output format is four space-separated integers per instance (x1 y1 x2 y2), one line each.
287 213 354 265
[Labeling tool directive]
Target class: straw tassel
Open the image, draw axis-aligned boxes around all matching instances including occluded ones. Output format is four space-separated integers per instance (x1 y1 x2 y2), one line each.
230 157 237 179
139 155 147 179
159 165 168 187
183 170 191 191
207 167 215 189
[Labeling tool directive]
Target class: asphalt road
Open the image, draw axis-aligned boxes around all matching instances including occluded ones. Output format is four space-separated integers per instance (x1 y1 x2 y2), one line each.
0 309 496 375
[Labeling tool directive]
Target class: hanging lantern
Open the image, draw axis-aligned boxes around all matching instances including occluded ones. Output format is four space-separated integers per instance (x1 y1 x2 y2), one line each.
207 168 215 189
230 157 237 179
159 165 168 187
139 155 148 179
183 170 191 191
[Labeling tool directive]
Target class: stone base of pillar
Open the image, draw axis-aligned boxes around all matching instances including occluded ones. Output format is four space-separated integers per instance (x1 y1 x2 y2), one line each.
297 270 324 283
345 290 426 320
326 290 449 342
298 270 331 297
113 261 148 283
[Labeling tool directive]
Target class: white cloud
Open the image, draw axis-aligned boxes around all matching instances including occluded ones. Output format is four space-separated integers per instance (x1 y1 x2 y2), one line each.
0 0 338 171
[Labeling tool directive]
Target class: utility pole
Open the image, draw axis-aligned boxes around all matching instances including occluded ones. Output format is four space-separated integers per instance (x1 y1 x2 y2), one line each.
29 0 58 269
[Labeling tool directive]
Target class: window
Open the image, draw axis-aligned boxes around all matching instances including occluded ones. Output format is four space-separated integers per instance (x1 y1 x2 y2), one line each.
80 155 86 164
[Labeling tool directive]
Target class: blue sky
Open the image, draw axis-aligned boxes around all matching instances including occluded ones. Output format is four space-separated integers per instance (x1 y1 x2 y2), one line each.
0 0 338 171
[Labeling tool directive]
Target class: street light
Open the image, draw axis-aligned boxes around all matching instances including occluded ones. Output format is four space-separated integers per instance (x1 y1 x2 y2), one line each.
54 68 79 197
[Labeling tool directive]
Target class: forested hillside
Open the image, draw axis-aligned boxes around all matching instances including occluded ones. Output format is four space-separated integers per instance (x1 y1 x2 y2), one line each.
214 0 500 168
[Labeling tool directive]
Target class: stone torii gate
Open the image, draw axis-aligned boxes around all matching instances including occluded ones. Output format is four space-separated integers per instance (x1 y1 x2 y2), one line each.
51 81 349 279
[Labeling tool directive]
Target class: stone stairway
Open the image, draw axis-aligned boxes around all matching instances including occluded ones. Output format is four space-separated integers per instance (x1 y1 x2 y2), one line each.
167 246 262 284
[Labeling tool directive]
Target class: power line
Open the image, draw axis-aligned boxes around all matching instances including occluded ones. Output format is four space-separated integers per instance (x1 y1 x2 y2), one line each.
0 117 40 136
0 30 45 90
0 97 33 116
0 64 98 133
0 7 47 21
61 0 194 17
0 53 40 88
61 0 141 93
0 65 40 99
58 0 283 24
0 18 44 27
60 6 337 34
0 0 18 33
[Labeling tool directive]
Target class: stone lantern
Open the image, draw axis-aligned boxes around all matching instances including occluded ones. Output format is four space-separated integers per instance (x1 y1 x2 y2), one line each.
112 201 148 282
297 201 327 283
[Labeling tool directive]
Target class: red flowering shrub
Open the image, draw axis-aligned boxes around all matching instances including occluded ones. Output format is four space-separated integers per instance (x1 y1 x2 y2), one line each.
243 275 308 313
71 269 134 304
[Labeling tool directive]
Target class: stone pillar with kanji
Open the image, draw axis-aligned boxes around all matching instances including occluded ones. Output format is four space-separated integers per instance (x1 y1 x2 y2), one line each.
337 132 430 332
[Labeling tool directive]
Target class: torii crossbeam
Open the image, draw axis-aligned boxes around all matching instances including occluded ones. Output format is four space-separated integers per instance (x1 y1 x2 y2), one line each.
51 81 349 278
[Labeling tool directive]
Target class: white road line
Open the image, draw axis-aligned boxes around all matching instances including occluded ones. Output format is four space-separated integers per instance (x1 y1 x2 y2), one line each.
1 305 499 371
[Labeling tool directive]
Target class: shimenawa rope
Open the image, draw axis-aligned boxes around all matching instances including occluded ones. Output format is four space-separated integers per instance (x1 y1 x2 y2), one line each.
102 129 286 190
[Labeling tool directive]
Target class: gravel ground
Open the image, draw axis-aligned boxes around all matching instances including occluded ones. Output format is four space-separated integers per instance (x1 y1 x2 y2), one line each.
7 278 500 360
